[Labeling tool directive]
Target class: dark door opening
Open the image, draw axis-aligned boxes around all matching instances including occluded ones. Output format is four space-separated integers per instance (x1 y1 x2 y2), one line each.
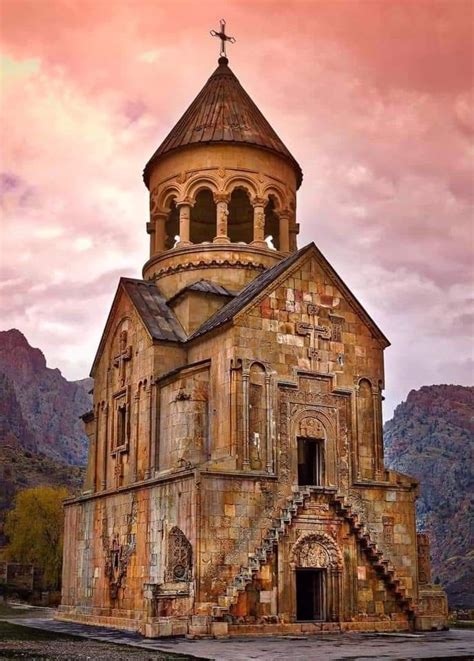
296 569 326 621
297 438 324 486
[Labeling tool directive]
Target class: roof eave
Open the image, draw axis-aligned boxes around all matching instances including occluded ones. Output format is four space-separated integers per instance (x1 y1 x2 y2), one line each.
142 141 303 190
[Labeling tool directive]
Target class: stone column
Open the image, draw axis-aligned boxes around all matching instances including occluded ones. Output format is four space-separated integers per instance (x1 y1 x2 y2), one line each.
251 196 267 248
242 370 250 470
131 389 140 483
93 404 100 492
289 222 300 252
278 210 291 253
176 199 192 246
265 373 273 474
101 402 109 490
146 379 158 480
154 212 167 253
213 192 231 244
373 385 384 480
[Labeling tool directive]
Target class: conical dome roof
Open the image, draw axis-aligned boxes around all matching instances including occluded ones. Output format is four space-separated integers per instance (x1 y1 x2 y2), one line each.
143 56 302 188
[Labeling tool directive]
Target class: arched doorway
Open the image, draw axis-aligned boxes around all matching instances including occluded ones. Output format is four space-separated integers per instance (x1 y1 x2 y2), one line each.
291 532 343 622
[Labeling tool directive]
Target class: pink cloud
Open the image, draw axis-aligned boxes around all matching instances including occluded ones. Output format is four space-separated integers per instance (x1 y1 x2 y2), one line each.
0 0 472 416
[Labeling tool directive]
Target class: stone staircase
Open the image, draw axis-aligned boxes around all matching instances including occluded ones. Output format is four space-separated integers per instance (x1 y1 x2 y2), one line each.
212 486 416 620
331 493 416 618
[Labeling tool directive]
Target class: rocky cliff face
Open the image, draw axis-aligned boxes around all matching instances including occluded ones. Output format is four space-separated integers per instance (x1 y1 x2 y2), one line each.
384 384 474 608
0 330 90 545
0 329 91 465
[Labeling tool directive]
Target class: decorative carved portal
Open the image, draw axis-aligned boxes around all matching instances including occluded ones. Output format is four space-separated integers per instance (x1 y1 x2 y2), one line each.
291 532 343 622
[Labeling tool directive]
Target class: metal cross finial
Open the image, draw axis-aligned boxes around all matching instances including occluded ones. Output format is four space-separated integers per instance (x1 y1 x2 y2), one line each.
210 19 236 59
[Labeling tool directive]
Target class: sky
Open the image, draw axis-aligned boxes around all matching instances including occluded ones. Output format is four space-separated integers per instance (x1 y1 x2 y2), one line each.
0 0 473 419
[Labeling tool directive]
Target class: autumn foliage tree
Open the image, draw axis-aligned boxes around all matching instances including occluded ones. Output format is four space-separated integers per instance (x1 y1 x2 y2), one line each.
5 486 69 590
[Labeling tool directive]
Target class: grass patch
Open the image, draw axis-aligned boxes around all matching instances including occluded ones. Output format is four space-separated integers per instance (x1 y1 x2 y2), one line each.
451 620 474 629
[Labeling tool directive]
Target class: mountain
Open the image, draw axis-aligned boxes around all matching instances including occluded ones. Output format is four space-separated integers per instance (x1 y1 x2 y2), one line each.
0 329 91 465
0 329 91 545
384 384 474 608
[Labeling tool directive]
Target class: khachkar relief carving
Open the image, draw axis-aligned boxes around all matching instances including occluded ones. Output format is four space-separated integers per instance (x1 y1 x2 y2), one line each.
104 497 137 600
296 305 332 368
113 330 132 388
417 533 432 585
166 527 192 582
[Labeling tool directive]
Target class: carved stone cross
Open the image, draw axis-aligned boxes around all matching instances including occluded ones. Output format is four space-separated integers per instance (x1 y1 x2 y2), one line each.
113 330 132 387
296 306 332 367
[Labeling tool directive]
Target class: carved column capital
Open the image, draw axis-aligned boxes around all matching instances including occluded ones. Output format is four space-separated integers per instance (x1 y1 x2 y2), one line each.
277 208 292 220
251 195 268 208
212 191 230 204
175 196 195 209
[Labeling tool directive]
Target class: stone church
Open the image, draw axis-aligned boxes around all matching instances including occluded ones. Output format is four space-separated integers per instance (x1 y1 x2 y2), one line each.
59 44 447 637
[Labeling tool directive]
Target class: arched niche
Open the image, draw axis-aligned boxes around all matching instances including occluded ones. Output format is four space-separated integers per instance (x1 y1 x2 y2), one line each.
357 378 376 480
248 362 267 470
232 359 273 473
190 189 216 244
264 195 280 250
228 187 254 244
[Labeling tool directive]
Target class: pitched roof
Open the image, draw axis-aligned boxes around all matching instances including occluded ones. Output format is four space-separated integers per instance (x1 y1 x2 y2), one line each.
189 244 390 347
121 278 187 342
143 56 302 188
90 278 186 377
167 279 236 305
91 244 389 376
189 247 309 340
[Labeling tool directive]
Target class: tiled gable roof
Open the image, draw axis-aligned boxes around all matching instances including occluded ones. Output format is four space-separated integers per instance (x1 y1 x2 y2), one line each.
121 278 187 342
189 246 310 340
167 279 235 305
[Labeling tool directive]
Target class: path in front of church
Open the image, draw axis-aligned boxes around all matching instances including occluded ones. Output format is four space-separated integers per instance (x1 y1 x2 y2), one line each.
1 612 473 660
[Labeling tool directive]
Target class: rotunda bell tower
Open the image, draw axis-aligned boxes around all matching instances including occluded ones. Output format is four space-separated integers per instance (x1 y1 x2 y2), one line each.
142 49 303 299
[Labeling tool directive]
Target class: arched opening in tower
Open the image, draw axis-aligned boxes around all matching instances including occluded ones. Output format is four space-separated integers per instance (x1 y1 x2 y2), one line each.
228 188 253 244
264 195 280 250
165 199 179 249
190 189 217 244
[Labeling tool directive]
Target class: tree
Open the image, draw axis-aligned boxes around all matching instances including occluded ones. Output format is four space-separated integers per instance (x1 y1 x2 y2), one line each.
4 486 69 590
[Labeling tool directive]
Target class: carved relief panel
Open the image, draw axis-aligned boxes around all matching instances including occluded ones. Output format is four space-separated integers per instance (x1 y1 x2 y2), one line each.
165 527 192 583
